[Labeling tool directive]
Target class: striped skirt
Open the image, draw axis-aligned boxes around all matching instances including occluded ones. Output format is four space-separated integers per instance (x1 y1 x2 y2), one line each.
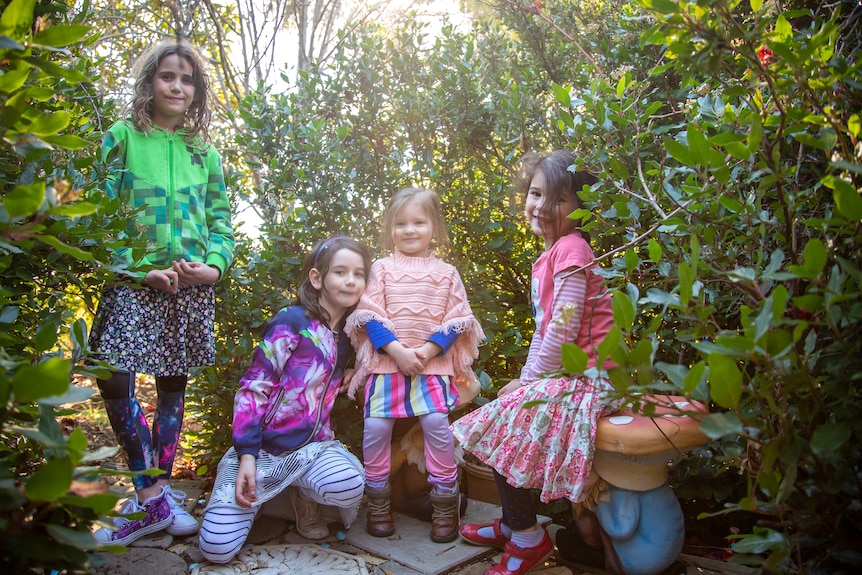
364 373 457 418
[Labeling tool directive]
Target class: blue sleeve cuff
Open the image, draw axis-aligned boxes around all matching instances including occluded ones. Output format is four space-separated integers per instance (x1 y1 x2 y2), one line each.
367 319 397 352
428 330 460 355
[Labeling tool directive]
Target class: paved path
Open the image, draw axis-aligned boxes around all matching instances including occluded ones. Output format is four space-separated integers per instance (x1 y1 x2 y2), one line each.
89 479 748 575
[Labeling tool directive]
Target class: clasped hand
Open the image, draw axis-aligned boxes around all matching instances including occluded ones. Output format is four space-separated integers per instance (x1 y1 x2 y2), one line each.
143 259 220 294
385 341 441 377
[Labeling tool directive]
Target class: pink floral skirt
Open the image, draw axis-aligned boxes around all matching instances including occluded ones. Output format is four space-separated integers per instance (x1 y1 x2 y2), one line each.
450 375 618 503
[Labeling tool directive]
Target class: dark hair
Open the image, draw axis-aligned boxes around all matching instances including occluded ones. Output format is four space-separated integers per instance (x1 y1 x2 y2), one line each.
298 236 372 329
515 149 598 245
128 39 211 142
380 187 450 254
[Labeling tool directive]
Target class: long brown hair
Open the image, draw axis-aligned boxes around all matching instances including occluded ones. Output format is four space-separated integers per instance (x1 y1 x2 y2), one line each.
128 39 212 143
515 150 598 245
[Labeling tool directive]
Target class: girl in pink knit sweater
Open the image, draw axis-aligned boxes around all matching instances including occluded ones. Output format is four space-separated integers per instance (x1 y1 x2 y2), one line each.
345 187 484 543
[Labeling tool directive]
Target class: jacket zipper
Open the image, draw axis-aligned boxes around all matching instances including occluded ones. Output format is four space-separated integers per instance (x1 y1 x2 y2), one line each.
260 335 338 450
167 134 176 262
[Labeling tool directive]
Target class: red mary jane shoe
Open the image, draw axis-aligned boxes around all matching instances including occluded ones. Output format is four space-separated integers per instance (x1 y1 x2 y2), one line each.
459 518 509 548
484 529 554 575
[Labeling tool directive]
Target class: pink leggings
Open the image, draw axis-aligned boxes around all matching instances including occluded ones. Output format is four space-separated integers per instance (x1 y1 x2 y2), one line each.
363 412 457 487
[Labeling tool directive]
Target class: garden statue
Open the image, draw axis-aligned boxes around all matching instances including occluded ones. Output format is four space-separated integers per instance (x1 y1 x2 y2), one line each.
558 395 709 575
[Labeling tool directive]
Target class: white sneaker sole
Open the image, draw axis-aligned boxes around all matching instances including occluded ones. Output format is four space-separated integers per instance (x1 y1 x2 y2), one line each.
166 519 200 536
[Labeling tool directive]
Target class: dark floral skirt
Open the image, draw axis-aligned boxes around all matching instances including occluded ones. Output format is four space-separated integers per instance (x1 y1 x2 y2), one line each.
89 284 215 376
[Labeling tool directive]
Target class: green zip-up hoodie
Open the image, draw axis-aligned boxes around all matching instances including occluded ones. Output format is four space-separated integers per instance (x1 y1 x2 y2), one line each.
102 120 235 280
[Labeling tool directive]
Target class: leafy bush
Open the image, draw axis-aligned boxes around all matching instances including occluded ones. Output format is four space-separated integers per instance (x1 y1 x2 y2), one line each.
0 1 139 572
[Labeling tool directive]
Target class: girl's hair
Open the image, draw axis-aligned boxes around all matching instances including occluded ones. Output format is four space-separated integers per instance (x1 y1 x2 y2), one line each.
298 236 372 329
127 39 212 142
515 149 598 245
380 187 450 254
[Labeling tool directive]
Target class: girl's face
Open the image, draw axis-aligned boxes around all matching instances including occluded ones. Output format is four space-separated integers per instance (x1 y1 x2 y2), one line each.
525 169 579 249
151 53 195 132
311 248 367 323
393 201 432 257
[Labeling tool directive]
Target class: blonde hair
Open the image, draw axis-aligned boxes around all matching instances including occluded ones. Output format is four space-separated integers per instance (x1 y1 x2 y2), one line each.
127 38 211 143
380 187 450 254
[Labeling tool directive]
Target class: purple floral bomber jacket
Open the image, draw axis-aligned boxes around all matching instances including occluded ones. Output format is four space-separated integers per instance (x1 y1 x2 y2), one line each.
232 306 352 458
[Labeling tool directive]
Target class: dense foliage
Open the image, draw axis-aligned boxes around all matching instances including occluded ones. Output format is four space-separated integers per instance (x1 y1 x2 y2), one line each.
0 0 859 573
0 0 149 572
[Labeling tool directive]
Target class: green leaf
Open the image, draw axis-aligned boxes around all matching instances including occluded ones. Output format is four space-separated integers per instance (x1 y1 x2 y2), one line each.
679 261 693 306
0 0 36 36
831 177 862 221
50 201 99 217
699 412 744 439
642 0 680 14
612 290 635 330
629 338 654 367
33 319 59 353
26 110 71 136
655 361 688 388
663 136 693 165
42 134 92 150
552 83 571 107
625 247 638 273
725 141 751 160
0 61 30 93
684 361 706 394
561 343 588 374
774 15 792 42
616 75 626 99
36 235 95 261
802 238 827 277
58 492 118 514
45 524 101 550
751 0 763 12
25 456 73 502
648 238 662 262
731 527 789 555
810 422 851 456
708 353 742 409
4 182 45 218
24 56 90 83
748 113 762 152
39 385 96 407
849 114 861 138
33 24 91 47
11 357 71 403
686 124 710 166
608 157 630 180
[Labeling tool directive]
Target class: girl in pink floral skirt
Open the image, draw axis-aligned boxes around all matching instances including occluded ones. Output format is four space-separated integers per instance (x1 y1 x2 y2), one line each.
451 150 620 575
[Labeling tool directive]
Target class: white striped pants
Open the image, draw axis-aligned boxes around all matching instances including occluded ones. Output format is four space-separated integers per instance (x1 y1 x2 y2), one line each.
199 446 365 564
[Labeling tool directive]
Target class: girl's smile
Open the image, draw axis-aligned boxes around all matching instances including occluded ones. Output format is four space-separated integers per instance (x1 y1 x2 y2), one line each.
393 201 432 257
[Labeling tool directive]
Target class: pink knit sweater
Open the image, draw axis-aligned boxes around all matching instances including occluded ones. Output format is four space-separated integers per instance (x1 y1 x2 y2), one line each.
345 251 484 400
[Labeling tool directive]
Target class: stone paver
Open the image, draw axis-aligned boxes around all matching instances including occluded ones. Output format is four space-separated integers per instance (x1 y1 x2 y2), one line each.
90 547 188 575
92 479 748 575
346 498 504 575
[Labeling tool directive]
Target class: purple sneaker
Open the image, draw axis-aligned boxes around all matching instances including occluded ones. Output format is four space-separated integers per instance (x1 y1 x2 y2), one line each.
94 487 171 546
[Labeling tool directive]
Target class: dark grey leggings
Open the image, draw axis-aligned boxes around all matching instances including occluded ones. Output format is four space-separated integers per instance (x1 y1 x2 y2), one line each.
494 469 537 531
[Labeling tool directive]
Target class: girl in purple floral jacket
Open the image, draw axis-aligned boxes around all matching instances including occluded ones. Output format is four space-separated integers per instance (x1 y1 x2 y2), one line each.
199 237 370 564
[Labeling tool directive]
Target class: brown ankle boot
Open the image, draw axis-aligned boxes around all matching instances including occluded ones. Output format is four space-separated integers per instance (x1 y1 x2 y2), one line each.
430 486 460 543
365 485 395 537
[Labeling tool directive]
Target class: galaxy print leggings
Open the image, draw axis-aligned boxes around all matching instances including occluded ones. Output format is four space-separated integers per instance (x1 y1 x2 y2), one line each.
97 370 187 490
